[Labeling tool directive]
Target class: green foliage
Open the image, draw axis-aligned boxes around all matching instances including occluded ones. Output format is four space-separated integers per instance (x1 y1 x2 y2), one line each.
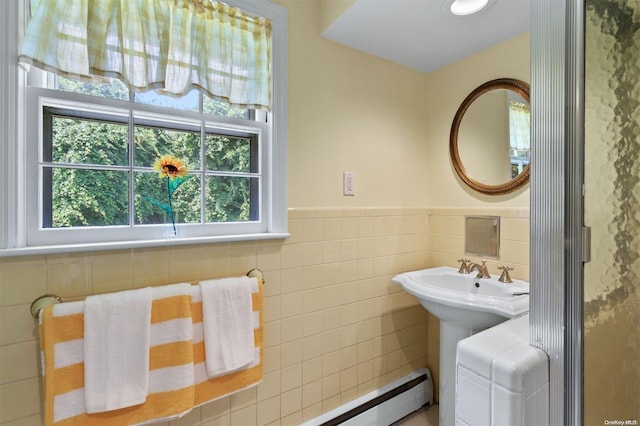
134 127 201 169
58 76 129 100
52 169 129 227
206 135 251 172
52 117 128 166
48 79 254 229
206 176 251 222
203 96 249 119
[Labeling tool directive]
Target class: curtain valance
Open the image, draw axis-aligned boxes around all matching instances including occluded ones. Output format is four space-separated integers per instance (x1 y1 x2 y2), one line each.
19 0 272 110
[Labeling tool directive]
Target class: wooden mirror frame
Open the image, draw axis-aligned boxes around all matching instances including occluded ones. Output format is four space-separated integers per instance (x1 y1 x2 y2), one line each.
450 78 530 195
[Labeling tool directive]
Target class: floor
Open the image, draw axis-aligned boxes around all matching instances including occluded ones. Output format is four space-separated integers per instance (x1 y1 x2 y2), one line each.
392 404 439 426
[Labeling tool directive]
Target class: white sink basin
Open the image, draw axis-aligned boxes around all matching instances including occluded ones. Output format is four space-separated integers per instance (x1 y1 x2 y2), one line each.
392 266 529 329
392 266 530 426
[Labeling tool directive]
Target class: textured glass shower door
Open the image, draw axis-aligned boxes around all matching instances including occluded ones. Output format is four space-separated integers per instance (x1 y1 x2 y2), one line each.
584 1 640 424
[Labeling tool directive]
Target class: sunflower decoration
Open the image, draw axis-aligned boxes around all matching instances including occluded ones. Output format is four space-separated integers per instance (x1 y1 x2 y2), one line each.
149 154 192 236
154 155 188 180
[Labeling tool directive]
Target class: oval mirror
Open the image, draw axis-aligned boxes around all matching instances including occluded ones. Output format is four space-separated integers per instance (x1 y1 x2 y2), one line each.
450 78 530 195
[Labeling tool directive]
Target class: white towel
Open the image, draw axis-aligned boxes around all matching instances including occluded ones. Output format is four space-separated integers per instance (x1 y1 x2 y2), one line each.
199 277 255 378
84 287 153 413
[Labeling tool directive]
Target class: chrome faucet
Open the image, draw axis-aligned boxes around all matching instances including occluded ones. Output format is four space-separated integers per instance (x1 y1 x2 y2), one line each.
469 260 491 278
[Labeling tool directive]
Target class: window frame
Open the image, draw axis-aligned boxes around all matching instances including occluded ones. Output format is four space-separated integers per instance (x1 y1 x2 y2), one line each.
0 0 288 256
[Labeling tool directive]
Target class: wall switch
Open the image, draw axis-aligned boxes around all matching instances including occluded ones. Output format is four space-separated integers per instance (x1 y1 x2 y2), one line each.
343 172 355 196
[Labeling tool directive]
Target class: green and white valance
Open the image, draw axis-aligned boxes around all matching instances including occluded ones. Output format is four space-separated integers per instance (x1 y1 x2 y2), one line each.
19 0 272 110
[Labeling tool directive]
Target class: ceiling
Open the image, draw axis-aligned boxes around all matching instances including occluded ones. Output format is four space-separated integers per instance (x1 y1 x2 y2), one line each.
321 0 531 74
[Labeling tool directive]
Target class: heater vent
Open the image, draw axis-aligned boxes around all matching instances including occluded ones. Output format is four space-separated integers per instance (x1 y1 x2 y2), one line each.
302 368 434 426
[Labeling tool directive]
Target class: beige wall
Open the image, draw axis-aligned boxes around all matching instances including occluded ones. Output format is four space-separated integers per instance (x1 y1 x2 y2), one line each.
457 90 511 185
282 0 430 209
0 1 533 425
0 206 530 426
425 32 531 208
319 0 356 32
0 208 433 425
427 207 529 282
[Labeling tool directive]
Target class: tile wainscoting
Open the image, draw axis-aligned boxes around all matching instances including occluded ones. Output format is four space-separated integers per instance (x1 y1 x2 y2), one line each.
0 206 529 425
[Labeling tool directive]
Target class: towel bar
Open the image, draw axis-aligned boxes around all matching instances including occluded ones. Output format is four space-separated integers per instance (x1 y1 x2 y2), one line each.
30 268 265 319
30 294 64 319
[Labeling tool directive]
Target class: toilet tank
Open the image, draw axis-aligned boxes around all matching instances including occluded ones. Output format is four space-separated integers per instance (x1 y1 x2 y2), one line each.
455 313 549 426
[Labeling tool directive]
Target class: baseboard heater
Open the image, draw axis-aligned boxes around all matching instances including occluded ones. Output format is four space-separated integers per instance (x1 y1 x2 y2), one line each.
301 368 434 426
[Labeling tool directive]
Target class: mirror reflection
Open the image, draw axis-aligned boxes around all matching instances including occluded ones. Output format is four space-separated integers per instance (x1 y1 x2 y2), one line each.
458 90 530 185
450 78 530 195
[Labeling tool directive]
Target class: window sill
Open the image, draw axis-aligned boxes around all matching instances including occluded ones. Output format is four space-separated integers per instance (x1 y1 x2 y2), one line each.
0 232 290 258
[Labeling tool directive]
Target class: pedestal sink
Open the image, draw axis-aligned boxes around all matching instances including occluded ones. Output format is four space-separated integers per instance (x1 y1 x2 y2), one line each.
392 266 530 426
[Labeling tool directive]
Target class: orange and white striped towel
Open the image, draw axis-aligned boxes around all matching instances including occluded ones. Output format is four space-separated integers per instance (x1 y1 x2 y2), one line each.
39 279 264 424
40 284 195 426
191 277 264 406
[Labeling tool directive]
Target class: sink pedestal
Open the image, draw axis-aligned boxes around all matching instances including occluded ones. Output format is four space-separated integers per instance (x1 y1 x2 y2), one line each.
391 267 530 426
439 321 478 426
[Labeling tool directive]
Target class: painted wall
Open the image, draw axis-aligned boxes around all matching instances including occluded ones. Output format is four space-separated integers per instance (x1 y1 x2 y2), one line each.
319 0 356 32
283 0 431 209
0 1 532 425
425 32 531 208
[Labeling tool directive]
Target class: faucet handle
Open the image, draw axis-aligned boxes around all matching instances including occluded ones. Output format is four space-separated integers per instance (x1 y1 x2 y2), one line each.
457 258 471 274
498 266 514 283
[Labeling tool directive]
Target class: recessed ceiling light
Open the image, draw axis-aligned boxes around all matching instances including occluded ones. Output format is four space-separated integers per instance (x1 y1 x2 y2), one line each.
450 0 490 16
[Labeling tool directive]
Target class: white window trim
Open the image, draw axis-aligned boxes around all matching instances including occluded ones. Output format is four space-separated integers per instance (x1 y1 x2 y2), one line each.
28 91 270 245
0 0 288 257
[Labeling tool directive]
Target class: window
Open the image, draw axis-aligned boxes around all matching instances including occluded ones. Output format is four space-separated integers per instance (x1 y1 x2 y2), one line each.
508 100 530 178
0 0 288 253
27 76 266 245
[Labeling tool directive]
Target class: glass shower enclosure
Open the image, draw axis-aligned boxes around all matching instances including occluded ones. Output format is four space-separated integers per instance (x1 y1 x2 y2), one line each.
584 1 640 423
531 1 640 424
